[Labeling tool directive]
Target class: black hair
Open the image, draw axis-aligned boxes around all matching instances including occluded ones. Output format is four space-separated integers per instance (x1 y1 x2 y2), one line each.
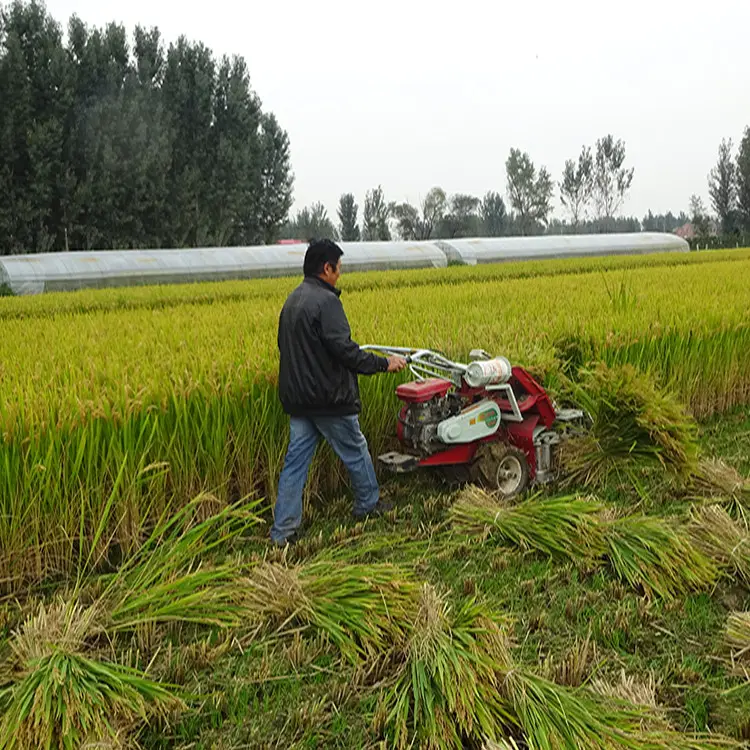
303 238 343 277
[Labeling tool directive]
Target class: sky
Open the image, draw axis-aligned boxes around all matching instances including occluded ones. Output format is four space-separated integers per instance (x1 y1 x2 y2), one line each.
43 0 750 224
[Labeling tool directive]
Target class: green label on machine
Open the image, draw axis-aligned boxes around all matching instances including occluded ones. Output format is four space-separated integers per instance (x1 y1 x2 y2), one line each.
478 408 499 428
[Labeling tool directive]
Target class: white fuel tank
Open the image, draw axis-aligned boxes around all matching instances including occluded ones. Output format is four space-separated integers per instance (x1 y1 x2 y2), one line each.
464 356 512 388
437 399 502 444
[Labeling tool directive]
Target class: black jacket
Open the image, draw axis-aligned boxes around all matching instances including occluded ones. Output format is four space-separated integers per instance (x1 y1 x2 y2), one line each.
277 276 388 417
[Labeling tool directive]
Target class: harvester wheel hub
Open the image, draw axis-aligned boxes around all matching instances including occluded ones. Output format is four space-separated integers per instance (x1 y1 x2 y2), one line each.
470 442 530 499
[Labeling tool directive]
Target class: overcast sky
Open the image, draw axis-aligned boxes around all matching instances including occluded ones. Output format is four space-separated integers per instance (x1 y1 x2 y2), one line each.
44 0 750 223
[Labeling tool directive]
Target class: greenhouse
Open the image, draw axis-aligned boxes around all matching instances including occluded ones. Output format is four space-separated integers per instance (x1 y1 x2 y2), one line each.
0 233 689 295
438 232 689 265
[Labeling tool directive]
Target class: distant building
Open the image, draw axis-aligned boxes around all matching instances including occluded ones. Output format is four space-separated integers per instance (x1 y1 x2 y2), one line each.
675 222 695 239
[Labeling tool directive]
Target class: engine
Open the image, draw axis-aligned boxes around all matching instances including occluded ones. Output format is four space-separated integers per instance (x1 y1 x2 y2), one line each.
399 394 463 455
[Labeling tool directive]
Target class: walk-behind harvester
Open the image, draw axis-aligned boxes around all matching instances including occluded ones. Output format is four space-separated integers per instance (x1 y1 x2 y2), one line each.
362 346 589 498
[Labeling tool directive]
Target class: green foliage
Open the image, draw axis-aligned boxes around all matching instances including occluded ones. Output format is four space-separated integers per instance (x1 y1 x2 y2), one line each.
505 147 554 235
284 202 339 241
0 0 293 253
560 145 595 227
709 138 738 237
736 127 750 233
593 134 634 223
480 191 508 236
439 193 481 238
337 193 360 241
362 185 391 240
561 363 700 487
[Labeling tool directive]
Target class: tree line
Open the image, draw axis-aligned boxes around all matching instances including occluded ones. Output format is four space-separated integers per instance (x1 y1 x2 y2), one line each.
285 136 672 242
2 0 748 256
688 129 750 248
0 0 293 255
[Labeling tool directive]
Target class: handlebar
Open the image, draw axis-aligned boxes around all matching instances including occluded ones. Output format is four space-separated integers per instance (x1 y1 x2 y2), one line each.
360 344 468 384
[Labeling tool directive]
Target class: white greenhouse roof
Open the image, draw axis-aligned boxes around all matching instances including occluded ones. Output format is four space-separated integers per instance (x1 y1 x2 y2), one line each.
0 233 689 295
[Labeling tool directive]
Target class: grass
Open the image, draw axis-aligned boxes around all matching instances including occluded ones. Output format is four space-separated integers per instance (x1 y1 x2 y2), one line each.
559 362 700 488
2 255 750 591
448 486 604 561
125 404 750 748
3 253 750 746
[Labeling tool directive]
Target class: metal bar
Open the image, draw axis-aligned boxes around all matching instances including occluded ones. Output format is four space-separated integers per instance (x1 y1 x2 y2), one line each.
486 383 523 421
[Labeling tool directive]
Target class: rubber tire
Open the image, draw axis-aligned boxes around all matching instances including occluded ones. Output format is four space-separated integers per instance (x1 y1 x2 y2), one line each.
469 443 530 499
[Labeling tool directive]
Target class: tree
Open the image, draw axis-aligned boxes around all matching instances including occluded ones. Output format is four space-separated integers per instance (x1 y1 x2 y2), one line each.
592 135 634 226
479 191 507 237
440 194 480 238
736 128 750 232
258 113 294 244
641 210 688 233
560 146 594 228
0 2 294 254
362 185 391 241
337 193 360 241
689 194 711 240
285 202 338 241
708 138 737 236
389 201 421 240
390 187 446 240
505 148 554 235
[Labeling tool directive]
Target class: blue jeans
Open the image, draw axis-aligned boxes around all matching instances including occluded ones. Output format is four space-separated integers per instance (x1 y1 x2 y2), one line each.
270 414 380 543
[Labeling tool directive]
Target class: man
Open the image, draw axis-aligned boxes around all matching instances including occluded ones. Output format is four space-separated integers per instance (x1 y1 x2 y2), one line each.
271 238 407 546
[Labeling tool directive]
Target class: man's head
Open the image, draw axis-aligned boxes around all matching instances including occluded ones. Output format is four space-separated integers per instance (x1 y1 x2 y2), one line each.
303 239 343 287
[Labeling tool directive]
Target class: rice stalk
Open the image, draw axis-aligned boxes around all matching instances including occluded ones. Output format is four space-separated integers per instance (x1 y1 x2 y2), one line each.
381 584 515 750
603 514 719 600
92 494 263 633
689 504 750 585
3 257 750 591
688 458 750 525
559 362 699 488
448 486 605 562
501 669 734 749
241 558 418 662
725 611 750 662
0 599 180 750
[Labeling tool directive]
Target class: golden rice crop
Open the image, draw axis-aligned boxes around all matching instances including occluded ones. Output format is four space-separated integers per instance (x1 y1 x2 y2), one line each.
2 247 749 322
2 255 750 589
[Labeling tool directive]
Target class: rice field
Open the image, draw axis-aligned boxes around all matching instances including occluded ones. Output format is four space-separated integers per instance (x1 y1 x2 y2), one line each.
2 248 750 747
1 250 750 587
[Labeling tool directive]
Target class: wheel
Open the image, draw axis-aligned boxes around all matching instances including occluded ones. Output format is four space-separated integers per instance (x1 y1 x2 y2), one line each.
470 442 530 499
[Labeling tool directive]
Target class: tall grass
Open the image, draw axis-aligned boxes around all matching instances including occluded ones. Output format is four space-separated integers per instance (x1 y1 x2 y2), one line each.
240 557 418 662
2 255 750 590
450 488 718 600
448 487 604 561
559 362 699 487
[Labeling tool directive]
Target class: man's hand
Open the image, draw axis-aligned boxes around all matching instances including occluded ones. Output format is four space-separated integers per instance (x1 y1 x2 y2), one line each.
387 355 408 373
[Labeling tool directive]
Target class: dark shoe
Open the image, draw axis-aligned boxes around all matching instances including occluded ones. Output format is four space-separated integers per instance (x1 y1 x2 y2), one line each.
271 531 300 547
353 499 394 521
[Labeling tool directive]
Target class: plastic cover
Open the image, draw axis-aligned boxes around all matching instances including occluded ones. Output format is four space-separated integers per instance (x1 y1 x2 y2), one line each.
0 233 689 295
441 233 689 265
